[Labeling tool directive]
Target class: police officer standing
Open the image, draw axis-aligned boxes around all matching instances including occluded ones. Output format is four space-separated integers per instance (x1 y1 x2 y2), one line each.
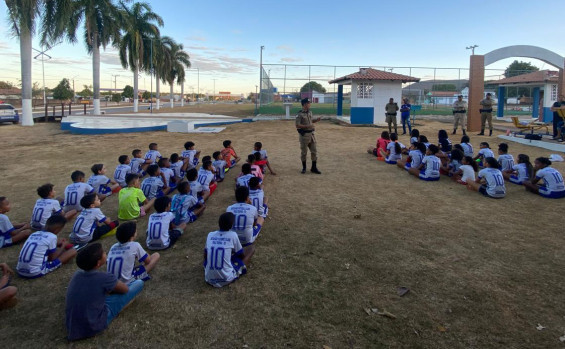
296 98 321 174
478 93 494 136
385 98 399 134
452 95 467 135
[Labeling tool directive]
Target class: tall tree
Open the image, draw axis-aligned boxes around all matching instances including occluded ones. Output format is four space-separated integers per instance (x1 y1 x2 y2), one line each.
5 0 42 125
504 60 539 78
300 81 326 93
162 39 190 108
118 1 163 112
52 78 74 100
150 35 174 110
42 0 122 115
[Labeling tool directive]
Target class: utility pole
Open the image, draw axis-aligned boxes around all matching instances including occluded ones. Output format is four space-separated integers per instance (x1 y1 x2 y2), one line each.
33 47 52 106
259 45 264 109
212 78 217 103
111 74 120 92
466 45 478 55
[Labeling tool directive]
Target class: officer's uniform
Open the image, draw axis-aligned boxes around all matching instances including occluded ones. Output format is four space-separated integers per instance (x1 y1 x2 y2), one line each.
479 97 494 133
296 109 317 162
385 102 399 133
452 98 467 133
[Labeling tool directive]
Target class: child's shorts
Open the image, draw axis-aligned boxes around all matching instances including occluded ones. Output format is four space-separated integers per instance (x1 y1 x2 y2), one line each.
385 157 397 165
261 204 269 218
404 163 411 171
509 175 524 185
99 186 112 196
419 170 440 181
229 159 237 168
18 259 61 279
538 186 565 199
478 185 504 199
372 148 378 157
0 235 13 248
169 228 183 246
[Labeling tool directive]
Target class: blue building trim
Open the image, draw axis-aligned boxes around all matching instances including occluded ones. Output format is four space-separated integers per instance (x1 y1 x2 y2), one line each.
497 86 505 118
337 85 343 116
532 87 540 119
69 124 167 135
543 107 553 123
350 107 374 124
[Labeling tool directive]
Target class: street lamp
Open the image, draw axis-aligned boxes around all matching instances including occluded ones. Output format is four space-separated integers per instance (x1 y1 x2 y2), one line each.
33 46 52 106
255 85 258 116
259 45 264 109
466 45 478 55
212 78 217 104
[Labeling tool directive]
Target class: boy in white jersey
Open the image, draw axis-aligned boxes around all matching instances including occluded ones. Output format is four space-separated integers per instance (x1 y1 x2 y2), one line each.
397 142 425 171
31 183 76 230
17 215 77 278
0 197 32 248
524 157 565 198
141 164 169 199
460 135 474 157
114 155 132 188
212 151 227 182
171 182 205 225
473 142 495 167
146 196 186 250
158 157 177 190
204 212 250 288
64 171 94 214
169 153 188 182
236 163 259 188
467 157 506 198
497 143 515 172
70 194 119 245
226 186 264 247
181 141 201 169
144 143 162 166
130 149 146 176
248 177 268 218
197 160 217 200
88 164 120 200
503 154 533 185
408 144 441 181
186 168 204 200
107 221 160 283
252 142 277 175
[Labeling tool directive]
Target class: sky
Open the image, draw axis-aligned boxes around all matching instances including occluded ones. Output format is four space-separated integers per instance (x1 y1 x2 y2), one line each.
0 0 563 96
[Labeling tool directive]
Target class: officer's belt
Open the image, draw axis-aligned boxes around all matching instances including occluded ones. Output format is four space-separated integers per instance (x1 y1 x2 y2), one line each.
453 110 466 114
297 129 313 135
386 113 397 116
479 109 493 113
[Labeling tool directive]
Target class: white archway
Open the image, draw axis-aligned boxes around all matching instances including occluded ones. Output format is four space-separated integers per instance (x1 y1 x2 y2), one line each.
484 45 564 69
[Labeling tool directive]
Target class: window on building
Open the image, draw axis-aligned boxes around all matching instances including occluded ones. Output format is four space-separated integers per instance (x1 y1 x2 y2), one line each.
357 82 373 99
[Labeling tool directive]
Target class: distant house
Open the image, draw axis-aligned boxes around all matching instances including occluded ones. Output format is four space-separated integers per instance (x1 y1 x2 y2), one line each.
426 91 459 105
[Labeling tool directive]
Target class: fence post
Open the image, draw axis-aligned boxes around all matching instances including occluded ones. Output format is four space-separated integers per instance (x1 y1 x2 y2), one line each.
69 103 71 115
52 105 55 121
44 103 48 121
61 103 65 117
84 104 87 115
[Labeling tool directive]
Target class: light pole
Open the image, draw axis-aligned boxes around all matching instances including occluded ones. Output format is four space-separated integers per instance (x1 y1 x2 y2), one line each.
33 47 52 106
111 74 120 92
259 45 264 109
466 45 478 55
71 75 79 102
255 85 258 116
212 78 217 103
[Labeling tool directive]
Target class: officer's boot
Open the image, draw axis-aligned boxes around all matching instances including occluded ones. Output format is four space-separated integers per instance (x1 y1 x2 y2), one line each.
301 161 306 174
394 128 398 135
463 129 467 136
452 128 457 135
489 129 493 136
311 161 321 174
388 125 392 133
477 129 485 136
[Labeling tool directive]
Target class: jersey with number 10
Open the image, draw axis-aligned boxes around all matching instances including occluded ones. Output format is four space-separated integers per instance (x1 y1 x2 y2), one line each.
422 155 441 178
478 168 506 197
146 212 175 250
226 203 258 245
536 167 565 192
144 150 162 164
197 168 214 191
130 157 145 175
70 208 107 244
16 231 57 277
249 188 266 217
204 230 244 288
498 154 515 172
64 182 94 212
107 241 148 283
141 176 164 199
236 174 254 188
114 164 131 187
31 199 62 230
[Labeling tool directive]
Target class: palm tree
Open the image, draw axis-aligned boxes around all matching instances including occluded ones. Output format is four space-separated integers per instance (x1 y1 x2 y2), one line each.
5 0 42 126
151 35 174 111
164 41 190 109
42 0 121 116
118 1 163 112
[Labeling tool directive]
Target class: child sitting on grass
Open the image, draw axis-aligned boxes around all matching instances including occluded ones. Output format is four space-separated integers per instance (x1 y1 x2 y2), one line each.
181 141 201 169
169 153 187 183
88 164 120 199
227 186 264 247
144 142 162 166
129 149 146 176
70 194 119 245
63 171 95 214
236 164 258 188
212 151 227 182
467 157 506 199
31 183 76 230
118 174 155 221
146 196 186 250
0 263 17 310
252 142 276 175
248 177 268 218
171 182 205 226
65 243 144 341
17 215 77 278
141 164 169 199
197 160 217 200
367 131 390 161
114 155 132 188
221 140 241 168
107 221 160 283
0 197 32 248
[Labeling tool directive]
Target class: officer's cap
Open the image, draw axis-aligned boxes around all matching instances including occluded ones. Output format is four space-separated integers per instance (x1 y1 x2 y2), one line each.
458 95 463 98
301 98 311 105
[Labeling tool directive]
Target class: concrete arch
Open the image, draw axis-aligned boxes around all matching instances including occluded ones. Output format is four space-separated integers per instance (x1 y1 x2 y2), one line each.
484 45 564 69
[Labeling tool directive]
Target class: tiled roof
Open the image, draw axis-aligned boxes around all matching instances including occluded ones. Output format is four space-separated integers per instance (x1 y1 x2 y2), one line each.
492 70 559 85
329 68 420 84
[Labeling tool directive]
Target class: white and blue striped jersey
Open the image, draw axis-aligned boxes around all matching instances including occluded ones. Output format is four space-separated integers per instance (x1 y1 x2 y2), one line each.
226 203 258 246
536 167 565 192
171 194 199 224
478 168 506 198
249 188 267 217
144 150 162 164
197 168 215 191
64 182 94 212
141 176 164 199
130 157 146 175
181 150 198 169
236 174 254 188
87 175 111 195
213 160 227 180
461 143 474 157
204 230 244 288
30 199 62 230
16 231 57 277
107 241 148 283
498 154 515 172
70 208 107 244
146 212 176 250
114 164 131 187
422 155 441 178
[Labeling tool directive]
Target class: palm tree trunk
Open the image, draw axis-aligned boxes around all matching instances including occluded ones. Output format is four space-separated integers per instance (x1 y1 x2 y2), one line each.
170 82 174 108
156 77 160 110
20 28 33 126
180 83 184 107
133 66 139 112
92 38 101 115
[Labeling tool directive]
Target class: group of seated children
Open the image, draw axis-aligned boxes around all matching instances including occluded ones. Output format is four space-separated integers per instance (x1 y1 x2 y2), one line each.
0 138 276 341
368 128 565 199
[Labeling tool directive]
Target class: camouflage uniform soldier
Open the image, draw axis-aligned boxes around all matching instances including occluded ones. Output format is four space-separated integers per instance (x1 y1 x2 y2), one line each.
452 95 467 135
296 98 321 174
478 93 494 136
385 98 399 134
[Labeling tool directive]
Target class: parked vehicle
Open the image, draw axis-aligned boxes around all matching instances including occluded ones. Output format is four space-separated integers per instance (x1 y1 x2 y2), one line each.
0 103 19 124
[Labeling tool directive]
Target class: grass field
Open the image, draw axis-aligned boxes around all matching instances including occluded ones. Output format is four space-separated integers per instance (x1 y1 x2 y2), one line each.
1 120 564 348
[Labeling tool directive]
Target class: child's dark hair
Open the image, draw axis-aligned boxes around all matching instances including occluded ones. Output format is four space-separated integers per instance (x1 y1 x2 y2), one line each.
125 173 139 185
45 214 67 230
71 170 85 182
213 151 221 160
438 129 449 140
517 154 534 179
461 135 470 143
536 157 552 167
389 133 401 154
154 196 170 213
453 144 464 152
235 186 249 203
241 163 251 174
177 181 190 194
254 152 262 161
410 129 420 139
380 131 390 140
249 176 260 189
450 149 464 162
170 153 179 163
415 142 427 154
147 164 159 176
76 243 104 271
218 212 234 231
428 144 440 155
247 154 255 163
116 221 136 243
157 157 168 167
419 135 429 143
91 164 104 175
498 143 509 153
202 160 212 170
118 155 128 164
37 183 54 199
132 149 142 157
223 140 231 148
0 197 6 206
202 155 211 163
186 168 198 181
184 141 195 150
485 157 499 169
480 142 490 148
464 156 479 172
80 193 97 209
149 143 158 150
254 142 262 150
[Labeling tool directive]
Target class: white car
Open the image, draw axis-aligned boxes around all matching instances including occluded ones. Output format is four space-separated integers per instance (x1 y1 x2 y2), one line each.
0 104 19 124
